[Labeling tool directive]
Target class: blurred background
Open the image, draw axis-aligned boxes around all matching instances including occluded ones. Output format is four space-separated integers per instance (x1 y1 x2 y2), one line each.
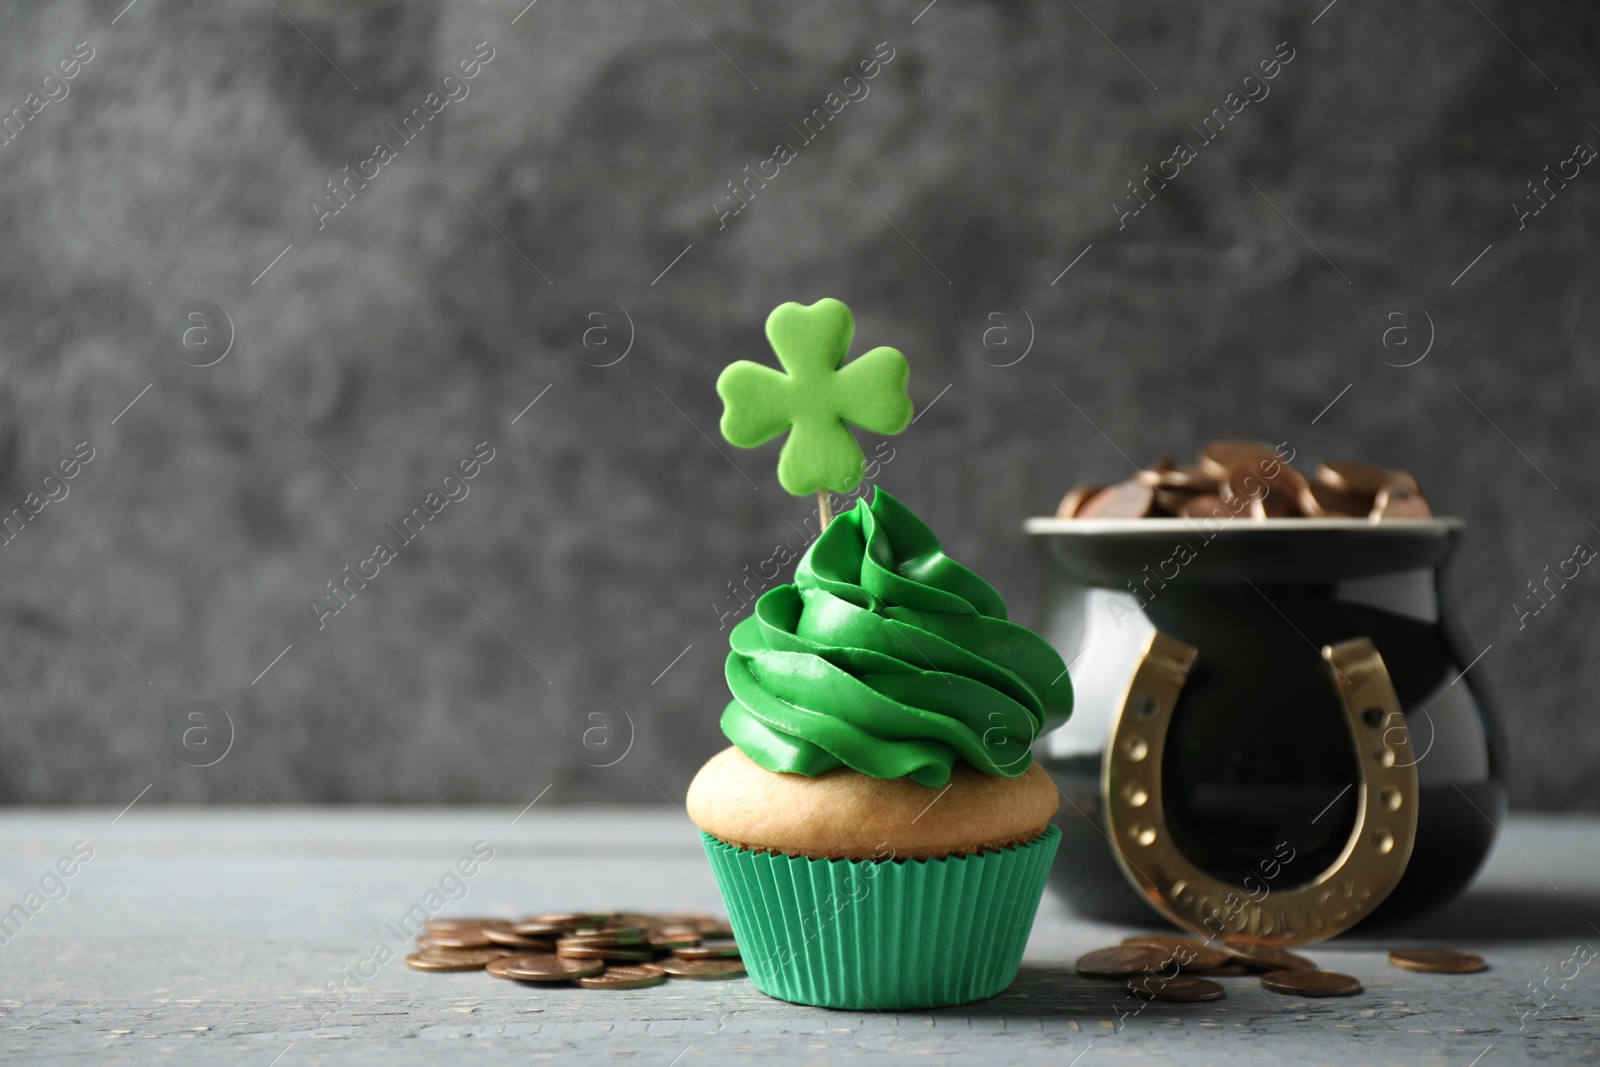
0 0 1596 809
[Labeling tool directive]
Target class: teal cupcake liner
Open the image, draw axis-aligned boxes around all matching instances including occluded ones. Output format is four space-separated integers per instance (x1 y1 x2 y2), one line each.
702 825 1060 1010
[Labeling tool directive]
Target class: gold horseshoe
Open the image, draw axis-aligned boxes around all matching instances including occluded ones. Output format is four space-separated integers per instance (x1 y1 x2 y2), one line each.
1102 631 1420 946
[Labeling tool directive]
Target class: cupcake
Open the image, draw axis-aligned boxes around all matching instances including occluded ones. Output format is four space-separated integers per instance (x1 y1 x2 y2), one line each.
687 487 1072 1009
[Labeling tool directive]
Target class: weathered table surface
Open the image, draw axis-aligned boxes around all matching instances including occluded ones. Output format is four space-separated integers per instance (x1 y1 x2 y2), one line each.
1 808 1595 1065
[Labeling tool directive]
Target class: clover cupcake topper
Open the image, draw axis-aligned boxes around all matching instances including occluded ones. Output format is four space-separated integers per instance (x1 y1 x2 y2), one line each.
717 298 913 526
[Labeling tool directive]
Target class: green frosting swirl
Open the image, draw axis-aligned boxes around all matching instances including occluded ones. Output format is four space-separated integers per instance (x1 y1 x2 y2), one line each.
721 488 1073 788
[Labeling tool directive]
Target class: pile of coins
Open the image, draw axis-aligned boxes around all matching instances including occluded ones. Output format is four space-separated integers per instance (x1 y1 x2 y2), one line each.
406 912 745 990
1075 936 1485 1002
1056 440 1433 521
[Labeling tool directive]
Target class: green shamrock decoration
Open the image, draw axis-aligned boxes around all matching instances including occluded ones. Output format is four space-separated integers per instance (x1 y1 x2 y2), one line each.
717 298 913 495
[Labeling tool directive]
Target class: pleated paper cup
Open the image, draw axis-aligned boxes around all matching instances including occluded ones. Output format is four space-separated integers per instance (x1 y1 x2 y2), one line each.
701 825 1060 1010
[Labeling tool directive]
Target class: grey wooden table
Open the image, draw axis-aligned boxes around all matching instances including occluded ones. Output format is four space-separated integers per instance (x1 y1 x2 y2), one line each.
1 808 1596 1065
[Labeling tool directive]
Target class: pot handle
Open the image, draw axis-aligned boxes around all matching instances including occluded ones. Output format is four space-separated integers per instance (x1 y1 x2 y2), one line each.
1101 631 1420 946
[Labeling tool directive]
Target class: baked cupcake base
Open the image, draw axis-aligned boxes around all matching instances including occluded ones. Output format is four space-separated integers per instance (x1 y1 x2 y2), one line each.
704 825 1060 1009
687 746 1059 860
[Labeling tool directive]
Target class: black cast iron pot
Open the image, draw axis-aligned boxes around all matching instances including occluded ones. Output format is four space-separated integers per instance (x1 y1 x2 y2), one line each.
1026 515 1505 937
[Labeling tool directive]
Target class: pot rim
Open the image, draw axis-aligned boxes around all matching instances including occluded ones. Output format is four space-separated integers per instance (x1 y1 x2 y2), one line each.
1024 516 1465 536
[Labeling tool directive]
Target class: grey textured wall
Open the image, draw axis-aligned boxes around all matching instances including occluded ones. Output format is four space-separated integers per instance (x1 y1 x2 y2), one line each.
1 0 1597 809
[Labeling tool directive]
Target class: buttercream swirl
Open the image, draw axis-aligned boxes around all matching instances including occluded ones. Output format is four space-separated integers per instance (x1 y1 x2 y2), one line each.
721 489 1073 787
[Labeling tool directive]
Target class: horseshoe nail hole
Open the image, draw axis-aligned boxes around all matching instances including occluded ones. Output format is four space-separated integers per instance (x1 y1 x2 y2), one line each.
1379 786 1402 811
1123 784 1149 807
1132 694 1158 718
1363 707 1384 728
1376 748 1396 768
1130 824 1157 847
1371 830 1395 854
1124 738 1149 762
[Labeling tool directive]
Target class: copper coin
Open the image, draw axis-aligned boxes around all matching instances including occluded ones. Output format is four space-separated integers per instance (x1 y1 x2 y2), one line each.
557 944 656 961
1075 479 1155 519
1309 479 1370 518
1152 488 1197 516
418 930 495 949
1056 484 1104 519
557 928 648 947
1388 948 1486 974
414 936 510 954
1179 493 1228 520
576 964 669 990
512 920 578 937
1199 440 1280 480
1160 946 1233 973
1371 481 1433 520
1120 934 1211 948
421 944 512 958
1142 464 1219 493
496 953 606 981
425 917 510 934
484 927 556 950
653 916 734 939
405 949 505 972
648 931 702 950
1283 466 1324 517
1172 466 1220 492
1132 456 1175 488
1122 937 1231 972
1260 969 1363 997
485 957 537 982
1245 460 1312 518
575 920 647 934
1220 462 1267 509
652 913 726 930
529 912 619 928
1205 964 1254 977
1126 974 1227 1002
1222 941 1317 972
672 942 741 960
1316 460 1396 497
659 958 747 980
1076 945 1170 978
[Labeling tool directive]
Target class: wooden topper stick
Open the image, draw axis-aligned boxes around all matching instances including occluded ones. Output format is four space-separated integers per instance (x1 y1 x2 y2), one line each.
817 489 833 530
